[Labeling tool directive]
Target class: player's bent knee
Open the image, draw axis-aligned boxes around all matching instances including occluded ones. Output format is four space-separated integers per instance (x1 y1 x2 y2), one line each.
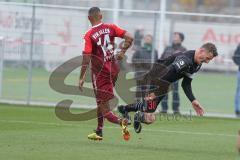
143 113 156 124
98 101 111 113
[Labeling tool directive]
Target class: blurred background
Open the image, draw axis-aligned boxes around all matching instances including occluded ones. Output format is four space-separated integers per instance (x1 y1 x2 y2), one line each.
0 0 239 117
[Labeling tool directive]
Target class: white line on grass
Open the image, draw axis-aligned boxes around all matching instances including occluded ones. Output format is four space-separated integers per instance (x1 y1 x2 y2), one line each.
142 128 236 137
0 119 236 138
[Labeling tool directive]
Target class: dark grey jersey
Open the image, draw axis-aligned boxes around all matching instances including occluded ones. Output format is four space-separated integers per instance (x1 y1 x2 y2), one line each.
158 50 201 82
146 50 201 102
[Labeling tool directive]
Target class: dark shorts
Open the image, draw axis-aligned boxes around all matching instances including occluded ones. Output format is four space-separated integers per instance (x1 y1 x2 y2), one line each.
144 95 165 113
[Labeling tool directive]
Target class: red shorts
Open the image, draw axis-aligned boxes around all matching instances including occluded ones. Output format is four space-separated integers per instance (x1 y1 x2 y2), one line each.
92 73 118 105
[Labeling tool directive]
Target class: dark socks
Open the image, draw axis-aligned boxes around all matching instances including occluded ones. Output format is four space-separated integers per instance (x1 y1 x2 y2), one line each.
124 102 144 112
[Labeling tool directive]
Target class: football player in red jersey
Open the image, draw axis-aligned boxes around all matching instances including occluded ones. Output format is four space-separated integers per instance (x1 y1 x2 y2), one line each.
79 7 133 141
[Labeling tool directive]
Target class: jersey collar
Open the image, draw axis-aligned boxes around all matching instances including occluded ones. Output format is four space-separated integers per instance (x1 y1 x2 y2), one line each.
92 23 103 28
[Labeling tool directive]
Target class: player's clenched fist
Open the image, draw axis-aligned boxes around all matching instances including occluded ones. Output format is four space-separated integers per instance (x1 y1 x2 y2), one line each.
115 51 125 60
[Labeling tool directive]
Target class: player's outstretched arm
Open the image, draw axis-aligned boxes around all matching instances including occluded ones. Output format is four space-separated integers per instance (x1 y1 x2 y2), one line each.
116 32 133 60
181 76 204 116
79 54 91 91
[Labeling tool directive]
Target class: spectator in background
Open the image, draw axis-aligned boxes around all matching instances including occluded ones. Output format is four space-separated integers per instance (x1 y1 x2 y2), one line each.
132 34 158 102
233 44 240 117
160 32 187 114
133 27 144 49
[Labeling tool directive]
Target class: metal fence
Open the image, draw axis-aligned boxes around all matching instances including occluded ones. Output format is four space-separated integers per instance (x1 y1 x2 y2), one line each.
0 1 239 117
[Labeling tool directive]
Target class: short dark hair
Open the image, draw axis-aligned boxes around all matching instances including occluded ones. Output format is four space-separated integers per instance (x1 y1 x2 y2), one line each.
174 32 185 42
88 7 101 17
201 42 218 57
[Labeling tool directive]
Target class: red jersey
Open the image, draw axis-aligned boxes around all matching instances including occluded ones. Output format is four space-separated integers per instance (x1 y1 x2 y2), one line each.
83 23 126 76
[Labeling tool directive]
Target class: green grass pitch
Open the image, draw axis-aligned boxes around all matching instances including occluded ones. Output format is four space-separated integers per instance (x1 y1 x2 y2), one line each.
1 67 238 114
0 104 239 160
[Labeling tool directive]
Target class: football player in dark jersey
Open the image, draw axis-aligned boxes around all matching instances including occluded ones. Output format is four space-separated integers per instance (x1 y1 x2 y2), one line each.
118 42 218 133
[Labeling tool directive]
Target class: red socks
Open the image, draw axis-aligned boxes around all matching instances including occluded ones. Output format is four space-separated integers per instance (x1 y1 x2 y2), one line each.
104 111 119 124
